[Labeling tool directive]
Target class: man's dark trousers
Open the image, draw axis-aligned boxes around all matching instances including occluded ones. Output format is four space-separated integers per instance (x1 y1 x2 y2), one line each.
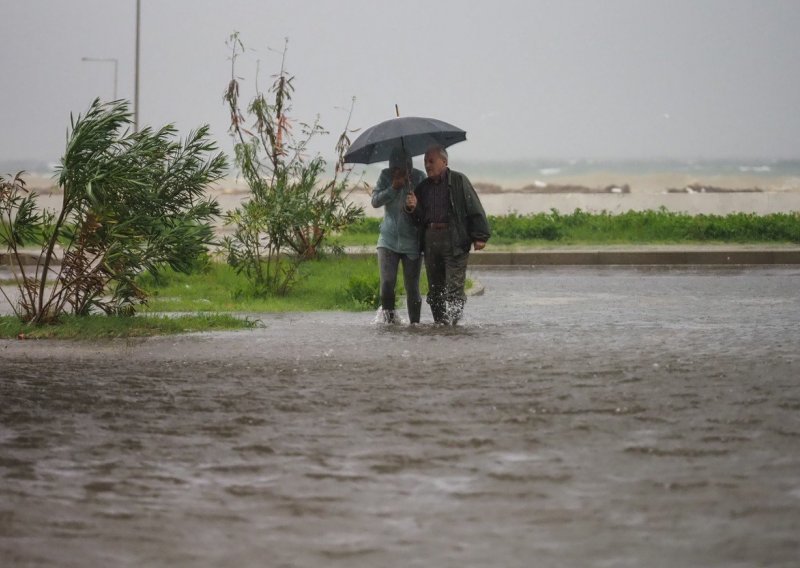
423 226 469 324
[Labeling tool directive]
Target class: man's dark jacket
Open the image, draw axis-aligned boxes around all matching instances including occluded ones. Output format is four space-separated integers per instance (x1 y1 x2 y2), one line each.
409 169 491 255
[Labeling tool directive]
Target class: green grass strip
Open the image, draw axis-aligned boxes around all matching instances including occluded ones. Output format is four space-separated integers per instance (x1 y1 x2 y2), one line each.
0 313 256 340
335 209 800 246
138 255 389 313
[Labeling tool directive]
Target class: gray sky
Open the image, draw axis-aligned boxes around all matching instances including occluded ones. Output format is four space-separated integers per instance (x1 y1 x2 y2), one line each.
2 0 799 166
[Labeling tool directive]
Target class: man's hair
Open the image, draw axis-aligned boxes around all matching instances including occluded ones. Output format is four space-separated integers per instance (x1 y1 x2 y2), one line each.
428 145 448 162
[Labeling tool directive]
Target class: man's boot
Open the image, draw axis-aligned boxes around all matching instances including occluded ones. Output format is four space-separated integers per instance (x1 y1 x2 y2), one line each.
429 301 448 324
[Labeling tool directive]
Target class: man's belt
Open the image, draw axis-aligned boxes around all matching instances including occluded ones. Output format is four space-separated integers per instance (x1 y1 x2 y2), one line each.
427 223 449 230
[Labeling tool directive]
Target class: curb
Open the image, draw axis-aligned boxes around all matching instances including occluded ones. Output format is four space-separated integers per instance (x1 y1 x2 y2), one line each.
345 250 800 266
0 252 43 266
467 249 800 266
4 249 800 271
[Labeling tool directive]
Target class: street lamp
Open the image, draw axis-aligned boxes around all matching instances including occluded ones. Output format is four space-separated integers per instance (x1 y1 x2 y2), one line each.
135 0 140 132
81 56 118 100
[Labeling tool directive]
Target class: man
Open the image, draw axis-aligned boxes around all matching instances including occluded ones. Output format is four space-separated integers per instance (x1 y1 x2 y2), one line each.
405 145 490 324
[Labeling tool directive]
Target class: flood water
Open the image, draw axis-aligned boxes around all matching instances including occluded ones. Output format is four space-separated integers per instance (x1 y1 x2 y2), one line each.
2 267 799 567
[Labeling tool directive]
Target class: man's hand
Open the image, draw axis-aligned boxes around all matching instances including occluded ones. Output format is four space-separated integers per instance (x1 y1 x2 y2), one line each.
473 240 486 251
405 190 417 211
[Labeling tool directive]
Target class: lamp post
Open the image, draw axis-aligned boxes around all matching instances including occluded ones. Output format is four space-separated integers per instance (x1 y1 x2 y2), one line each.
81 57 118 100
134 0 141 132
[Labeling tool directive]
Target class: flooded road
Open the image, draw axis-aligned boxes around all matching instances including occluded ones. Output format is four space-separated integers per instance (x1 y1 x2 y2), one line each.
2 267 799 567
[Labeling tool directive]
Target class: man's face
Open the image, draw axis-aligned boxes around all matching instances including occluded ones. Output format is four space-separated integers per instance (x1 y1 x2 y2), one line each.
424 150 447 179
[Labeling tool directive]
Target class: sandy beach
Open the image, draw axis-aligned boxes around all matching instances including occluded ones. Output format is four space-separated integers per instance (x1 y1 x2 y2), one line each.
219 169 800 218
18 168 800 219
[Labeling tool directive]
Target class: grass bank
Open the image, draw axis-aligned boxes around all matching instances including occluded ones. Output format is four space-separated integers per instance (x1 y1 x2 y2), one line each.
138 255 416 314
8 208 788 338
0 256 435 338
0 313 256 340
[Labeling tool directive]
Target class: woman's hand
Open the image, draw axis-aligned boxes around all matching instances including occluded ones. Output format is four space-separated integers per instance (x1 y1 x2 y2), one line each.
391 168 409 190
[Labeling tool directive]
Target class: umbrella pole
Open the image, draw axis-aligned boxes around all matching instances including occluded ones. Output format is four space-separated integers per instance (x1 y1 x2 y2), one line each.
392 107 414 192
394 105 410 183
396 108 409 186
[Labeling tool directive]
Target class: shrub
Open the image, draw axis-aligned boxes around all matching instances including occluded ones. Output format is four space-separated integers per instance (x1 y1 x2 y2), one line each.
343 217 382 235
344 273 381 308
0 100 225 323
221 34 363 296
486 209 800 244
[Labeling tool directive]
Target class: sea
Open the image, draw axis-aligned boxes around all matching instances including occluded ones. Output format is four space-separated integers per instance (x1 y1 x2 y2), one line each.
349 159 800 216
347 158 800 191
8 158 800 181
459 157 800 182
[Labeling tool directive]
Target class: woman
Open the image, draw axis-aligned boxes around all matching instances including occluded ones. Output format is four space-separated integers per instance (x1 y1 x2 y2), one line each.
371 148 426 323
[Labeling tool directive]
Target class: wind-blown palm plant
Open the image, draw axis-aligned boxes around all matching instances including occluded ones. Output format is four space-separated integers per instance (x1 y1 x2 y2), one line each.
0 98 226 323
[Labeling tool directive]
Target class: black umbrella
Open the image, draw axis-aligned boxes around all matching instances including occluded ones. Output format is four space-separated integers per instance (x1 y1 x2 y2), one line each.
343 116 466 164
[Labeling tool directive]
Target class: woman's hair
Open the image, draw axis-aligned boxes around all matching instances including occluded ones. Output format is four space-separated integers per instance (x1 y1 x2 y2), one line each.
389 147 413 171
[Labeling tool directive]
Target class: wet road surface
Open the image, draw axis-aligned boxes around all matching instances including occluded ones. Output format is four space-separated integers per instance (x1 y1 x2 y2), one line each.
2 266 799 567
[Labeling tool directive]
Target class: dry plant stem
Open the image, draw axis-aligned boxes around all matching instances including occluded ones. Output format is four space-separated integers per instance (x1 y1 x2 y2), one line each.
0 174 36 318
221 33 363 294
31 183 74 323
0 239 22 320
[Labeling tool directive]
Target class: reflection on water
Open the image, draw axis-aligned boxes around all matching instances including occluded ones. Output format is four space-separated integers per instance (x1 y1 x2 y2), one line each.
2 267 799 567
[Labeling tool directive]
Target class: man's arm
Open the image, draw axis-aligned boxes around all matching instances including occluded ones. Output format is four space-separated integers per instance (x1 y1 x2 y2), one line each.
462 176 491 244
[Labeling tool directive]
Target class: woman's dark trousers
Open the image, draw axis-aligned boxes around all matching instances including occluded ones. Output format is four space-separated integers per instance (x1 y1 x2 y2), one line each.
377 247 422 323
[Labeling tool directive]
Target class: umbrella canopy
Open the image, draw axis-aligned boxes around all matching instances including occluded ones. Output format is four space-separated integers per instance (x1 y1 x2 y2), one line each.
343 116 466 164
